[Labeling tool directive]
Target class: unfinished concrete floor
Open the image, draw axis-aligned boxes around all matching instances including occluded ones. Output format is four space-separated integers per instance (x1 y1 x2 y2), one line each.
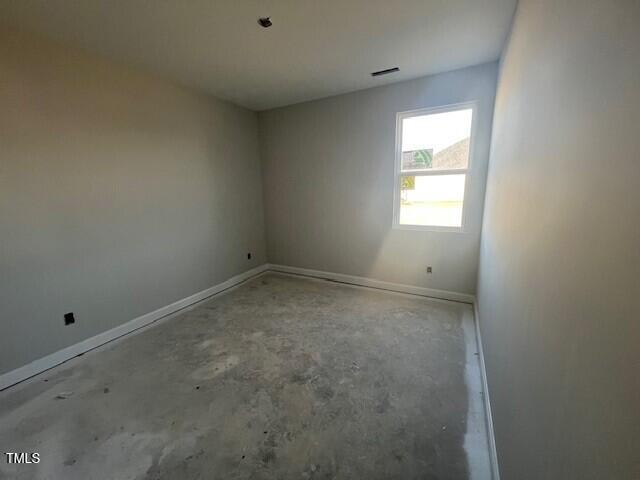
0 273 491 479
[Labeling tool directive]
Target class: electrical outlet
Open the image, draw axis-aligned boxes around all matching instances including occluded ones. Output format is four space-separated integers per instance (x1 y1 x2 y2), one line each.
247 252 252 260
426 266 433 274
64 312 75 325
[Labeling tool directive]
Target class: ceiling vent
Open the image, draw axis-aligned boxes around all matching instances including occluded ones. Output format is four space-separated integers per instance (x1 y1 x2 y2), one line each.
371 67 399 77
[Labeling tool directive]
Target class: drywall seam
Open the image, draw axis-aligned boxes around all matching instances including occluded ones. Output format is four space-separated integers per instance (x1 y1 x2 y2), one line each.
266 264 475 304
473 301 501 480
0 264 270 391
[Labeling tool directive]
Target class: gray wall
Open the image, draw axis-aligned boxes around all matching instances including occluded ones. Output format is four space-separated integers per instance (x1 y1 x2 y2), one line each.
477 0 640 478
0 27 266 375
259 63 498 295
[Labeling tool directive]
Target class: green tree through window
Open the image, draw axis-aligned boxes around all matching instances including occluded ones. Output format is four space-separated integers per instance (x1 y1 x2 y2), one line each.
413 149 433 168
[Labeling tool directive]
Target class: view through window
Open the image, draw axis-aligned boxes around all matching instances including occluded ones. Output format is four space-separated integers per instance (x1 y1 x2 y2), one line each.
395 106 473 229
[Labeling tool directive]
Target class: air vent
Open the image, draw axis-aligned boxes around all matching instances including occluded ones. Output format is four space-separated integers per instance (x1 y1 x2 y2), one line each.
371 67 399 77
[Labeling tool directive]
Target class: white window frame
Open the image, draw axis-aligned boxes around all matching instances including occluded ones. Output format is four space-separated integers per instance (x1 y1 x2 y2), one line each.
392 101 477 233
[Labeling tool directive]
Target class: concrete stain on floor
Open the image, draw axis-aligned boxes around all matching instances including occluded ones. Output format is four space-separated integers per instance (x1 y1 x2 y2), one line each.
0 273 491 479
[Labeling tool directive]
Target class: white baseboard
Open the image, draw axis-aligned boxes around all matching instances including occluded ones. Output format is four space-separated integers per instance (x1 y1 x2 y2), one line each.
0 264 269 391
267 264 497 477
266 263 475 304
2 260 498 480
1 263 475 392
473 302 501 480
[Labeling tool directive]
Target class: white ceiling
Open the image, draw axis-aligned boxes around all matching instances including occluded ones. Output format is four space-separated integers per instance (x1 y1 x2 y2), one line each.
0 0 517 111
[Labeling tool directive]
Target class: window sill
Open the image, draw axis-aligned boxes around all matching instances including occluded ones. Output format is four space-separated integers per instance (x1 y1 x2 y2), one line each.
392 223 466 233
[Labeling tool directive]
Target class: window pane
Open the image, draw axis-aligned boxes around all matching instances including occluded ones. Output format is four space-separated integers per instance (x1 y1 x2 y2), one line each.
401 109 472 171
399 174 465 227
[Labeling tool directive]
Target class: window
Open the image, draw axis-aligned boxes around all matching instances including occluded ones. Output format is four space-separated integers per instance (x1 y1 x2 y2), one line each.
393 104 474 231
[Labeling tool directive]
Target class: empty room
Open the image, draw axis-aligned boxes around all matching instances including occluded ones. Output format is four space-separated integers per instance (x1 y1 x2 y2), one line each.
1 1 638 479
